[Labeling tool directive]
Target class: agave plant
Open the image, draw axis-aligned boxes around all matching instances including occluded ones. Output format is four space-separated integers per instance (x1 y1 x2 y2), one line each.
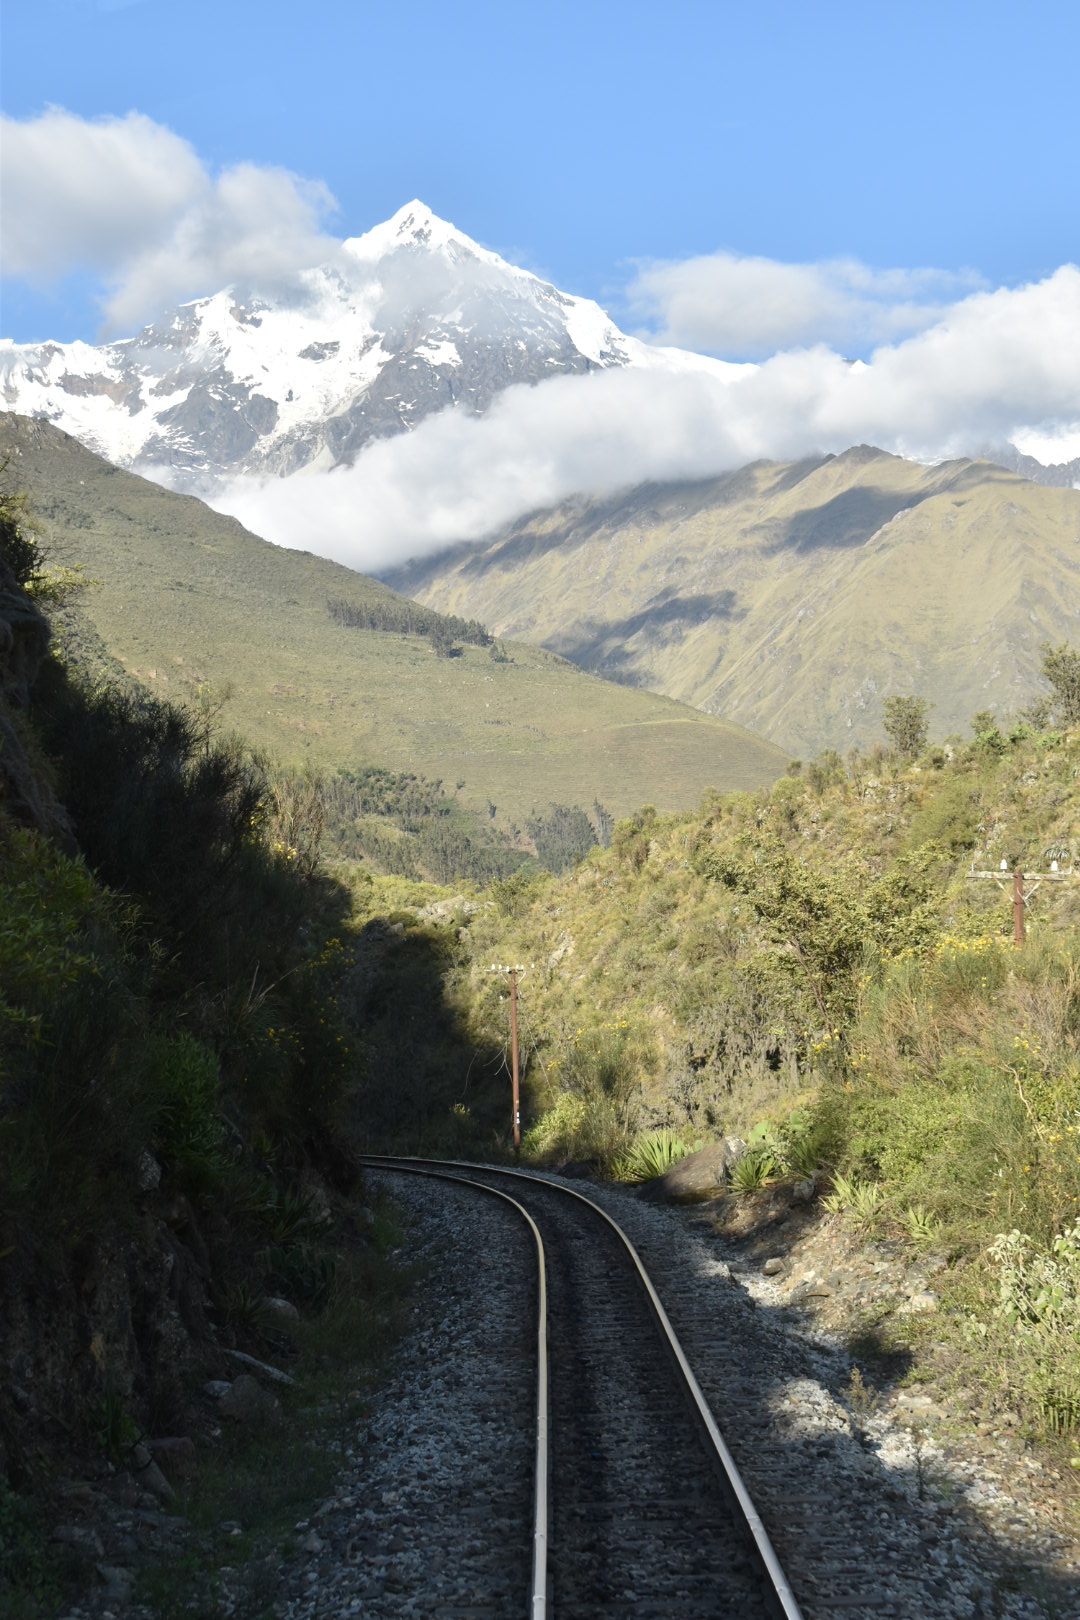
729 1146 778 1193
822 1172 885 1231
899 1203 940 1245
614 1128 689 1183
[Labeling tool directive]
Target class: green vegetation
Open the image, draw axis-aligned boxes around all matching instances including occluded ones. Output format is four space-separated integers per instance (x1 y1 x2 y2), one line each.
525 802 599 874
613 1128 689 1183
0 414 785 831
389 444 1080 759
1039 640 1080 727
881 694 931 759
444 692 1080 1441
318 764 529 883
327 593 492 652
0 485 515 1614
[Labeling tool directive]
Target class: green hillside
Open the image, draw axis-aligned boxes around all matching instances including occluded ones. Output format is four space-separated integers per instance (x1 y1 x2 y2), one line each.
0 414 785 826
431 702 1080 1460
387 446 1080 759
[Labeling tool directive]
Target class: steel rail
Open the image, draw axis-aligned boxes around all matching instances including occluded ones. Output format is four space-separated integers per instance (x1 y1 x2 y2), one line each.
362 1161 549 1620
362 1154 804 1620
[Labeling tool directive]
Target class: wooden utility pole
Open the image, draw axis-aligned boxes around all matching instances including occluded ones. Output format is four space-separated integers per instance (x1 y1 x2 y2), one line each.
967 859 1077 941
490 962 530 1156
509 967 521 1156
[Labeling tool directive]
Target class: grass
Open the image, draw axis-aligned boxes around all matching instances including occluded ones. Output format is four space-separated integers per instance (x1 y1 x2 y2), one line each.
387 445 1080 760
1 414 785 826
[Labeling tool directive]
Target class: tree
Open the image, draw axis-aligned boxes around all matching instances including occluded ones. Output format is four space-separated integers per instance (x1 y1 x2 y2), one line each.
526 802 597 874
882 694 931 759
1039 642 1080 727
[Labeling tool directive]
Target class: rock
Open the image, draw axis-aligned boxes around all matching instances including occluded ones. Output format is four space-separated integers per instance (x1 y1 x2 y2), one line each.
218 1373 281 1427
96 1562 134 1599
136 1151 162 1192
203 1380 232 1402
263 1295 301 1324
223 1347 295 1385
905 1291 938 1313
639 1139 745 1204
791 1177 815 1203
557 1161 596 1179
147 1436 197 1480
303 1529 325 1553
762 1257 786 1276
52 1524 105 1556
129 1446 175 1502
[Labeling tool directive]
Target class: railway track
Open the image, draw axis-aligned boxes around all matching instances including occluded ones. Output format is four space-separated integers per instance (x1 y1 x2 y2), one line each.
361 1156 803 1620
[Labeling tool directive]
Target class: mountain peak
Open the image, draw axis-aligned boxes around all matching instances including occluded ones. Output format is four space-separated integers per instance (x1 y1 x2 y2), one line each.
342 199 495 268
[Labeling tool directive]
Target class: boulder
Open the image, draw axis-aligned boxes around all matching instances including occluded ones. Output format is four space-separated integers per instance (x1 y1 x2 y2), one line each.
129 1443 174 1502
263 1295 300 1325
147 1436 198 1480
639 1139 746 1204
218 1373 281 1427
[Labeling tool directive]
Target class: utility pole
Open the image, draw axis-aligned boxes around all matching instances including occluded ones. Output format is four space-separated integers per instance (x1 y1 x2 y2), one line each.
489 963 531 1157
967 855 1077 941
509 968 520 1156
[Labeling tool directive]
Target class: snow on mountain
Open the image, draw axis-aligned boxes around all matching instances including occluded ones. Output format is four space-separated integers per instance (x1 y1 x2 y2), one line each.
1 200 722 493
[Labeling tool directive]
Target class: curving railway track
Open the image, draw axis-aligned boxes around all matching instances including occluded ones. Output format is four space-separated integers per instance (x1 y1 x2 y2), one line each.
360 1156 803 1620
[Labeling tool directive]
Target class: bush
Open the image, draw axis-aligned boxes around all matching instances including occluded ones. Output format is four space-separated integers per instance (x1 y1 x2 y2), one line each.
981 1221 1080 1432
0 826 144 1217
148 1033 228 1198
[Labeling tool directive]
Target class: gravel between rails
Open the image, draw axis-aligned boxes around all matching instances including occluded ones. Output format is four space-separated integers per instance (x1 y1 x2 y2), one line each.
489 1174 773 1619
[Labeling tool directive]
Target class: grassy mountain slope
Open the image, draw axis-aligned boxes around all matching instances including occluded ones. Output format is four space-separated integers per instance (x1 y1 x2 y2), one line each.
386 446 1080 758
433 717 1080 1450
0 414 785 824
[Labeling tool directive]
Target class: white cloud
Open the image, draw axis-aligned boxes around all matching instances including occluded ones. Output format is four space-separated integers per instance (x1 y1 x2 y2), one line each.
0 108 339 332
212 265 1080 573
628 251 985 359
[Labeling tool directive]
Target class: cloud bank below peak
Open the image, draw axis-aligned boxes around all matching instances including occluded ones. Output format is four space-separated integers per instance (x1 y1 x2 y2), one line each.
213 263 1080 575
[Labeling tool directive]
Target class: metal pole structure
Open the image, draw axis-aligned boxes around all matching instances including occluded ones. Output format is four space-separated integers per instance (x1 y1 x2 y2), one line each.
1013 869 1025 946
510 967 521 1156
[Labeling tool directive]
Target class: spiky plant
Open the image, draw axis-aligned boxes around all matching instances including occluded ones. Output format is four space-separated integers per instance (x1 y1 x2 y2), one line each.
614 1128 689 1183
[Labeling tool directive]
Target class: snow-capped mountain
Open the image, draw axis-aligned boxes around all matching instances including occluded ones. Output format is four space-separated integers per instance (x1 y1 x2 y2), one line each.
0 202 709 492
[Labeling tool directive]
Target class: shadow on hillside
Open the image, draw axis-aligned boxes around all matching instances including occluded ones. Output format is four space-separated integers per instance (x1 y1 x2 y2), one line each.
767 484 933 553
348 917 512 1153
552 589 742 674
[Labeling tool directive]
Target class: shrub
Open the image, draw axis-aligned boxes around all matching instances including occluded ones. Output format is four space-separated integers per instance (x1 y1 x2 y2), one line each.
882 694 932 758
148 1032 228 1198
983 1221 1080 1432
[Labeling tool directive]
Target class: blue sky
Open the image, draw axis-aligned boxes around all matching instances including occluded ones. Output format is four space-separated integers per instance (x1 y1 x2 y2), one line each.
3 0 1079 346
